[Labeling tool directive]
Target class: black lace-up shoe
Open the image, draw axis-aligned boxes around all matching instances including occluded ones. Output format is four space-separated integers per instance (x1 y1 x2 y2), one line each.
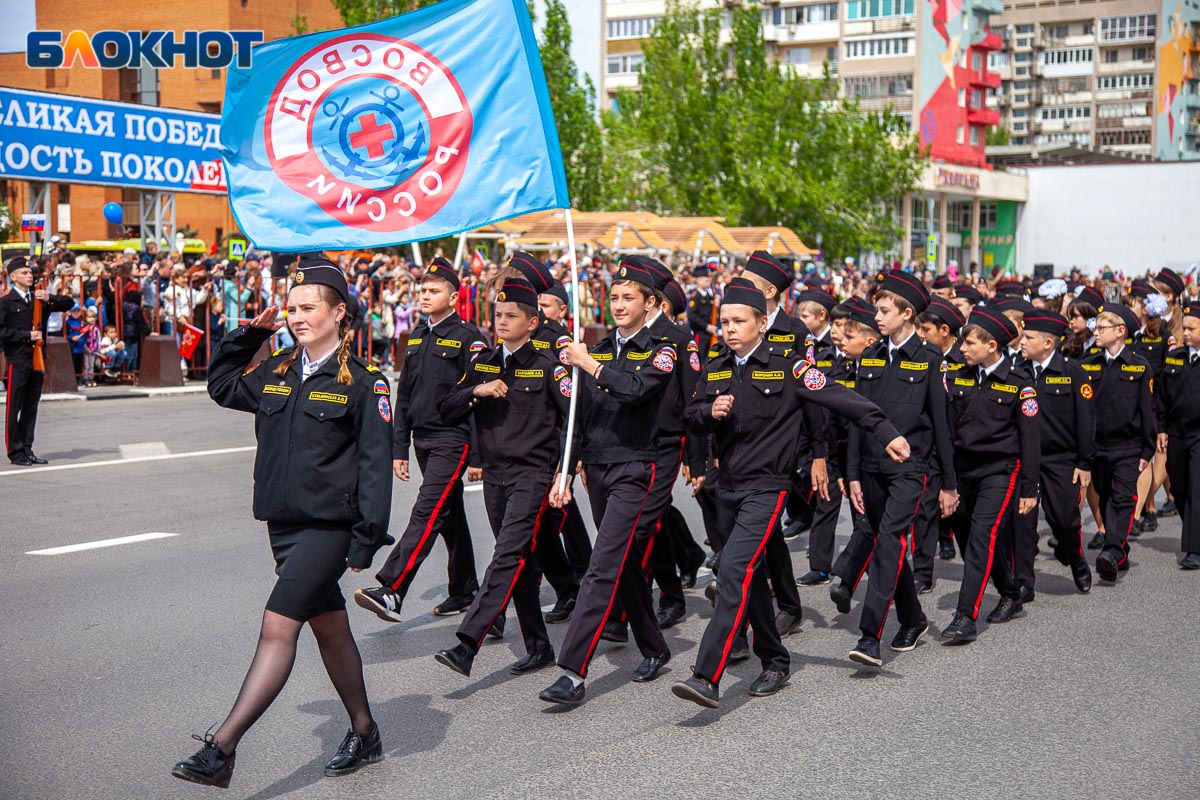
672 674 719 708
171 734 235 788
324 723 382 777
849 636 882 666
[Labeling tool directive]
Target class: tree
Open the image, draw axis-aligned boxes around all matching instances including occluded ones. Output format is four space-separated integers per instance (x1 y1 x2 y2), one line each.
602 1 924 260
986 125 1011 146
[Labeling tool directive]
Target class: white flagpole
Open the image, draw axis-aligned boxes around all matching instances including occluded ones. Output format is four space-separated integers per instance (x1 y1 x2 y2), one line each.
453 232 467 271
559 207 580 494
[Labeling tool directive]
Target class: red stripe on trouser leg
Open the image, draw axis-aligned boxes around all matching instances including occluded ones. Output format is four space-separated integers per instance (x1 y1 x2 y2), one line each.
641 441 683 573
4 363 12 456
713 490 788 680
875 473 927 640
851 536 876 592
1076 489 1083 559
1118 493 1138 566
391 444 471 592
579 463 657 674
971 466 1020 618
476 491 550 650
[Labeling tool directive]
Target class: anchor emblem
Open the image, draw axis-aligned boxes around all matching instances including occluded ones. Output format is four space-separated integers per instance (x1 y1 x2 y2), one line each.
319 85 427 182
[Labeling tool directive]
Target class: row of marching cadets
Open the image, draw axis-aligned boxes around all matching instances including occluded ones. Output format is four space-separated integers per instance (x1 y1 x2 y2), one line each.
173 252 1200 788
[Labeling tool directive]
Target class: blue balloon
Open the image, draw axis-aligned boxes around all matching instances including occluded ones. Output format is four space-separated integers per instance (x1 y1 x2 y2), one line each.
102 202 123 225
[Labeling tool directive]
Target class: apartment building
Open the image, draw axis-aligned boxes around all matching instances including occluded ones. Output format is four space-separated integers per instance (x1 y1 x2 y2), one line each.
602 0 1200 161
987 1 1200 160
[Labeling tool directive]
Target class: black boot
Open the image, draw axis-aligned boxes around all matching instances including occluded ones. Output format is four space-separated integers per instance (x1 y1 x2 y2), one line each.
171 734 235 788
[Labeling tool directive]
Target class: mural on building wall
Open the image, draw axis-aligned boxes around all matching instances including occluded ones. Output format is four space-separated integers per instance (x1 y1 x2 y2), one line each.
917 0 990 167
1156 0 1200 159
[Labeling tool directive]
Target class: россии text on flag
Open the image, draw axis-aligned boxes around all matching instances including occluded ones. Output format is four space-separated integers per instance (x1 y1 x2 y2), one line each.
219 0 569 251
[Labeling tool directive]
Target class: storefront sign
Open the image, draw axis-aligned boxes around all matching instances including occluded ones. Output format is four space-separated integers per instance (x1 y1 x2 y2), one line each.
934 168 981 191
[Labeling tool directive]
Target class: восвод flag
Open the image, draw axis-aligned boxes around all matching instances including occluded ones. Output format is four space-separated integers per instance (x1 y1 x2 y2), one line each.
220 0 568 250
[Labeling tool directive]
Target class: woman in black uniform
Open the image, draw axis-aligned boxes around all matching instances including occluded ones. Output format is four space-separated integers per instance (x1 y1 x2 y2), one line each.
171 256 394 788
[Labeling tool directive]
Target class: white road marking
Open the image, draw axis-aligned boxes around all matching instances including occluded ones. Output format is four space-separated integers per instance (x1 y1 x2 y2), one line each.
27 532 179 556
0 446 256 478
119 441 170 459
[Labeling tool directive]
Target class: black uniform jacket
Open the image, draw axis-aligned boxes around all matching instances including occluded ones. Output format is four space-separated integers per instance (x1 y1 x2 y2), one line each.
208 325 395 569
439 340 570 480
946 355 1041 498
687 288 717 341
575 325 674 466
1080 346 1156 461
686 344 900 492
846 334 957 489
394 311 490 460
500 311 571 365
649 310 706 473
0 288 74 362
1156 347 1200 439
1027 351 1096 469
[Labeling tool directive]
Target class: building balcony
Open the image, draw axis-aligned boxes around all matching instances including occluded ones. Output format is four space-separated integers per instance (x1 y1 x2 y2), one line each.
970 70 1002 89
605 73 641 91
762 20 841 45
1034 119 1091 134
977 30 1004 51
1095 116 1151 130
1185 121 1200 137
975 0 1004 15
1098 58 1156 74
1183 93 1200 108
857 94 913 114
1098 33 1157 46
967 106 1000 125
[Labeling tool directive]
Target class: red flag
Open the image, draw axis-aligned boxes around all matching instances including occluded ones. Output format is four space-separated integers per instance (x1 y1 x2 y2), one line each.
471 250 486 276
178 323 204 359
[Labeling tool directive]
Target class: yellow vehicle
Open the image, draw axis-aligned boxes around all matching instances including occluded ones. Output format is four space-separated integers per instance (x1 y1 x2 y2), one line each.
68 238 209 256
0 242 43 261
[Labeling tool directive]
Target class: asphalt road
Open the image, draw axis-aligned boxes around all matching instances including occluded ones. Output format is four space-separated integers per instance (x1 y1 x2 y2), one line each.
1 394 1197 800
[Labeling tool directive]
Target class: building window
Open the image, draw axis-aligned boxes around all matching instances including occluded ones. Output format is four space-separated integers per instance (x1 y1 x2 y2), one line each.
1014 52 1032 63
1132 46 1152 61
1097 101 1149 118
846 0 914 20
1038 48 1094 66
843 72 913 98
970 126 980 146
118 64 159 106
1012 108 1029 118
786 48 811 65
1097 72 1155 91
988 52 1009 69
956 124 964 144
1099 14 1157 42
1038 105 1091 121
1103 50 1119 63
606 54 644 74
971 89 982 108
957 202 998 229
774 3 839 24
844 36 914 59
958 87 966 107
1099 129 1151 146
607 17 659 39
1016 24 1034 34
1034 132 1093 146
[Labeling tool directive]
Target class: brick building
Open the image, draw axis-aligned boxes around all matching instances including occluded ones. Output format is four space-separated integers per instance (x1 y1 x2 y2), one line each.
0 0 344 248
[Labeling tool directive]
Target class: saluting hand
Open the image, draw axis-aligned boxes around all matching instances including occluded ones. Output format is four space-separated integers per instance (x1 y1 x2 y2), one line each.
249 304 285 331
884 436 911 463
473 379 508 399
710 394 734 419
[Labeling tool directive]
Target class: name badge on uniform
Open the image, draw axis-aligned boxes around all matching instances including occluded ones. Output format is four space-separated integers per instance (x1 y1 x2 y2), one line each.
474 363 500 374
1081 363 1102 372
593 352 613 362
861 358 886 367
1165 357 1185 366
899 361 929 371
991 383 1018 394
836 379 856 389
308 391 348 404
708 350 721 359
707 370 732 381
1140 336 1162 343
816 360 833 368
263 384 292 396
514 369 544 378
436 338 462 348
531 340 550 349
751 370 784 380
407 338 423 346
1044 376 1071 385
626 350 652 361
767 334 794 343
953 377 976 387
1120 364 1145 373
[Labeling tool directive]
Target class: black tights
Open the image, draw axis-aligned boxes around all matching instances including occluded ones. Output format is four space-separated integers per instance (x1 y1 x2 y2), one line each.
213 609 373 754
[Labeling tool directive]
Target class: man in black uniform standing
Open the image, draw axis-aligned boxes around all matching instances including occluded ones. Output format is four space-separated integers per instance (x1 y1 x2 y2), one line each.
355 258 488 622
687 264 718 353
0 256 74 465
1015 310 1095 596
1157 305 1200 569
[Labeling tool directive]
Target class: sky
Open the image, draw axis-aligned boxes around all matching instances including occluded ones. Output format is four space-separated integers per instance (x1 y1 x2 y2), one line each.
0 0 603 95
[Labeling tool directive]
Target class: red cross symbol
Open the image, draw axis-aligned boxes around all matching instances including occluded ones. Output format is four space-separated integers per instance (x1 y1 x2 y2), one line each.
348 112 395 159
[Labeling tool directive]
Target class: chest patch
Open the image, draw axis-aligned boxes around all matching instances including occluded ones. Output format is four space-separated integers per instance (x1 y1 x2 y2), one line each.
373 379 390 395
378 396 392 422
263 384 292 396
707 370 733 381
514 369 543 379
309 391 348 404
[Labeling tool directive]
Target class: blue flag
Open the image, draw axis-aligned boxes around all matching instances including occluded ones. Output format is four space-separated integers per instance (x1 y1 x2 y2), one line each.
220 0 568 251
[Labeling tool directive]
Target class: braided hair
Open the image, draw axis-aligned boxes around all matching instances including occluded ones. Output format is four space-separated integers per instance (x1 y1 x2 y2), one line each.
274 285 353 385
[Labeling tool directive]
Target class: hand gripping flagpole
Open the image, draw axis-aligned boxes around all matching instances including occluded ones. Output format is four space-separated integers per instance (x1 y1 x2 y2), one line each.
558 207 580 495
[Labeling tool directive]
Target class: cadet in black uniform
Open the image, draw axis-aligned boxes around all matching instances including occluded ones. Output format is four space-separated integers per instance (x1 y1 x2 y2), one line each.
1126 279 1171 534
0 256 74 465
504 252 593 625
1082 303 1156 583
941 309 1040 643
538 261 675 705
355 258 487 623
672 279 907 708
1157 305 1200 569
432 279 572 679
951 283 983 321
916 297 968 571
843 271 957 665
687 264 718 353
173 258 393 788
1015 311 1096 596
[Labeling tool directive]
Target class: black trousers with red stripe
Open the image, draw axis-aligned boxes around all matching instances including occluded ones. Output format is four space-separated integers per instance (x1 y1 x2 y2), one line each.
807 479 843 574
695 488 791 684
536 497 592 603
831 507 873 592
857 472 928 639
909 472 944 587
611 441 685 619
955 461 1021 620
652 503 704 610
374 443 479 600
1015 452 1086 590
456 478 552 656
557 461 667 678
1166 434 1200 555
1093 450 1140 567
4 359 44 460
